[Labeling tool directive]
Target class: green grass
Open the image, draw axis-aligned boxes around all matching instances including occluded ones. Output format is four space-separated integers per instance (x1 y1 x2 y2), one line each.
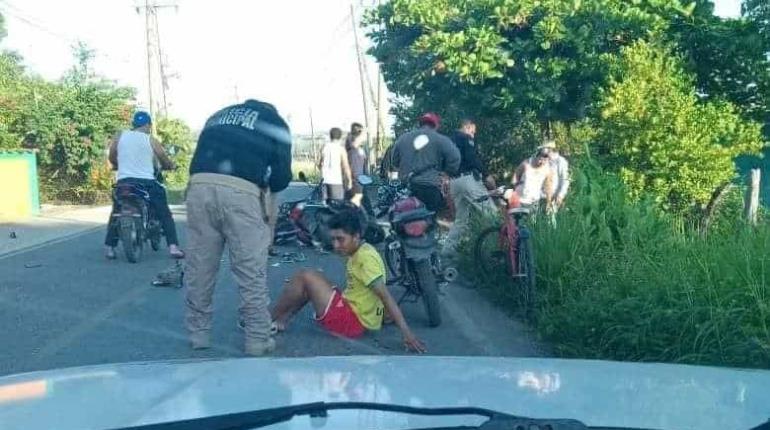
459 165 770 369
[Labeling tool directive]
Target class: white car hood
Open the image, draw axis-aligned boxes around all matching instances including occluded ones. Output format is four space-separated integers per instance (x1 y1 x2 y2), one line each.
0 356 768 430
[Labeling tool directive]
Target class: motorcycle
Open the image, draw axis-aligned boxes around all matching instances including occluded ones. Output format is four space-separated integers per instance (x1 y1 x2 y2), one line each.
273 178 385 250
362 175 457 328
109 181 163 263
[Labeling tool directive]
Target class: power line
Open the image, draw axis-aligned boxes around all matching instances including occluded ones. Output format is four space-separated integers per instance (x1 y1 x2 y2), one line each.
0 0 133 65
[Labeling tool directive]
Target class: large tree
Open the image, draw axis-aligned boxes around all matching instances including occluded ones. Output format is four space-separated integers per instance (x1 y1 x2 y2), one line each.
595 41 764 213
744 0 769 42
366 0 696 138
670 1 770 134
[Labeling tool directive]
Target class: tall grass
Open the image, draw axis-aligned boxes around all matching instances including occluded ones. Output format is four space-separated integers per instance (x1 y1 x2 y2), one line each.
460 164 770 368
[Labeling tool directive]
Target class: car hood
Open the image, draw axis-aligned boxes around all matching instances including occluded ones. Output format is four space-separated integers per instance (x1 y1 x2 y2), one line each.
0 356 768 430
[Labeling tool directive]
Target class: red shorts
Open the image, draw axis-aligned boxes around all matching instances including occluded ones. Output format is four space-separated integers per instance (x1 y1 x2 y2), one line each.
316 290 365 338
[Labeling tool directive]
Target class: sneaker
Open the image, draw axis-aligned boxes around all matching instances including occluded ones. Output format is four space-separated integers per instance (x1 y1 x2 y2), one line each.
238 319 279 335
105 247 117 260
245 337 276 356
190 332 211 350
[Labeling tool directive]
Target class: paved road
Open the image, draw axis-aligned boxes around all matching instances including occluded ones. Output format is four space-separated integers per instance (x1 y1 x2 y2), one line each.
0 185 544 376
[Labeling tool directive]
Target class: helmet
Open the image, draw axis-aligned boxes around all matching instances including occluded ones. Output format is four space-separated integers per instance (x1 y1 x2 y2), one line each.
418 112 441 129
132 111 152 128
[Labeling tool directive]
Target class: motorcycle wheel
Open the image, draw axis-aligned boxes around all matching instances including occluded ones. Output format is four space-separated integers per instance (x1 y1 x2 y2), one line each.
412 258 441 327
119 216 144 263
313 210 334 250
384 240 402 283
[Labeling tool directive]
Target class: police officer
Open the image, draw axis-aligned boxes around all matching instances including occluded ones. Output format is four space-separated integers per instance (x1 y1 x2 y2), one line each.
184 99 292 356
444 118 496 256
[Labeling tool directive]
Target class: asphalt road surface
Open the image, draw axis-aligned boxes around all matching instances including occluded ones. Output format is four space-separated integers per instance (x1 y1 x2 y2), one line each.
0 185 544 376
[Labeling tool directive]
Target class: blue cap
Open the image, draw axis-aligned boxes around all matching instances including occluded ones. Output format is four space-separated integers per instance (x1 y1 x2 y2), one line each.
132 111 152 128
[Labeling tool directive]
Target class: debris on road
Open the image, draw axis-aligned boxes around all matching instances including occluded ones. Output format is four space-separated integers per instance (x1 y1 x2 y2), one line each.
24 262 42 269
152 261 184 288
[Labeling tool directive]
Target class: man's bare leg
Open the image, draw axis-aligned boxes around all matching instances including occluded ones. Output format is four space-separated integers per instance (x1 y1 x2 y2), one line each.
271 270 336 330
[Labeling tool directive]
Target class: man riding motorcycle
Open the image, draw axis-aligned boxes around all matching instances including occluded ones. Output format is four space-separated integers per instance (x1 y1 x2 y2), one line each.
391 113 461 212
104 111 183 260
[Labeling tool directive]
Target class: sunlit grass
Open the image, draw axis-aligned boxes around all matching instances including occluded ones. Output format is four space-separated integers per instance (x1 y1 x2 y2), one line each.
459 165 770 369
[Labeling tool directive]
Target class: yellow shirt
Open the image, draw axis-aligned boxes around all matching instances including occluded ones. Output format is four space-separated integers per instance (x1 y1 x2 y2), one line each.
343 243 386 330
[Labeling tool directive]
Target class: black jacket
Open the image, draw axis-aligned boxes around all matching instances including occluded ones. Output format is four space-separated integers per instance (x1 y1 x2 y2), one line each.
451 130 485 178
190 100 292 192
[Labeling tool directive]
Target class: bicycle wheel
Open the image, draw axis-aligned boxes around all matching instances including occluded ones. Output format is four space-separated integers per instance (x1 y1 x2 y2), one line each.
474 225 509 279
517 228 536 319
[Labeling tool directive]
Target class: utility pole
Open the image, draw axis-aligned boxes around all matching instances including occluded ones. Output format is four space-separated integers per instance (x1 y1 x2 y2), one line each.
309 107 318 166
136 1 177 121
350 4 372 168
144 0 154 121
153 9 169 117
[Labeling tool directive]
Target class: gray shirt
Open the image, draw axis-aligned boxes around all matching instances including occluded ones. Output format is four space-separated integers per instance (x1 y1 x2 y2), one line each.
392 126 461 187
348 147 366 177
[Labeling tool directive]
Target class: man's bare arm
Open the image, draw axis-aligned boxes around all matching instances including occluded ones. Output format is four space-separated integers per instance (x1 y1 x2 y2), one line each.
372 281 426 353
512 162 526 185
150 137 175 170
108 133 120 169
341 150 353 190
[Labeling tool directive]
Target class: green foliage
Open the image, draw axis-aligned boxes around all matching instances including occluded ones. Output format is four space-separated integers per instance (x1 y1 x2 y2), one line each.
0 43 135 203
156 117 195 189
461 164 770 369
671 1 770 133
744 0 770 43
367 0 693 130
594 41 764 213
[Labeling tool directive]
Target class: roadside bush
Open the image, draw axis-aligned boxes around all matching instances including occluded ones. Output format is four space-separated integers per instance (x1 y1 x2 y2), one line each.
461 163 770 369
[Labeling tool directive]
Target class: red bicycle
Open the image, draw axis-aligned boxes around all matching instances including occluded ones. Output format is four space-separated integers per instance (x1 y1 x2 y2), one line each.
473 188 536 319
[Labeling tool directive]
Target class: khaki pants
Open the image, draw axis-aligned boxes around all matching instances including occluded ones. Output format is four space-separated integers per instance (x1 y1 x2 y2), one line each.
267 191 279 244
184 182 272 342
445 174 495 254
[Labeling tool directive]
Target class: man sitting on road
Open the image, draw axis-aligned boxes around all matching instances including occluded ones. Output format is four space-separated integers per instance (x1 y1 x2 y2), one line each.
104 111 183 260
270 209 427 353
511 147 556 211
391 113 461 213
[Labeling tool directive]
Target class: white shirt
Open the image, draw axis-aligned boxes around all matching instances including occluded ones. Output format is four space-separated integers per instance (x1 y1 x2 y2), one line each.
550 154 570 200
321 139 345 185
117 130 155 180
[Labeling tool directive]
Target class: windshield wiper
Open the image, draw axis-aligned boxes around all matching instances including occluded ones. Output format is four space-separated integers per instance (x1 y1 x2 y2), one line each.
112 401 593 430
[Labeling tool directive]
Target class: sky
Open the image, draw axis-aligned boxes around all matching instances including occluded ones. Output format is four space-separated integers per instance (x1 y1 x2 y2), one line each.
0 0 744 134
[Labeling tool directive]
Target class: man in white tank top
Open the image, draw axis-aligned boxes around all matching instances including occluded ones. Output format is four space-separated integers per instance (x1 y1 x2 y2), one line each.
512 147 556 209
317 128 352 201
104 111 183 259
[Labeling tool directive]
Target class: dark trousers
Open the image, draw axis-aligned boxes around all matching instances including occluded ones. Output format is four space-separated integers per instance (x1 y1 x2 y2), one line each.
410 183 445 213
105 178 179 247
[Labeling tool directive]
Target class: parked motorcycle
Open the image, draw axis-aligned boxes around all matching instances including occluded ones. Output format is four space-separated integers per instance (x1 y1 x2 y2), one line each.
364 175 457 328
110 181 163 263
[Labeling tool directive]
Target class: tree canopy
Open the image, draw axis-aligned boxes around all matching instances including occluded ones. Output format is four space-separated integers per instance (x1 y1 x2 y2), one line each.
366 0 767 215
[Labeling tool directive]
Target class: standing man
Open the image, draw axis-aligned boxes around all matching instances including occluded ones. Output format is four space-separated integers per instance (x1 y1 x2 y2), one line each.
392 113 461 212
345 123 367 206
318 127 351 201
105 111 183 260
184 99 292 356
512 147 556 211
444 119 496 256
543 140 570 209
